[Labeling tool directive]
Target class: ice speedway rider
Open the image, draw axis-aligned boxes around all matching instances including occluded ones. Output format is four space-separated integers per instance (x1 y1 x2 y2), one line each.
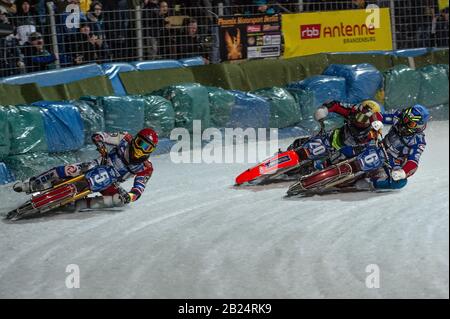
287 99 384 170
13 128 159 210
356 104 430 191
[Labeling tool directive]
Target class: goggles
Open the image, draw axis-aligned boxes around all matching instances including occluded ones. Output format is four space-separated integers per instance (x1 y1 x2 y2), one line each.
134 136 155 154
401 114 426 134
353 112 372 128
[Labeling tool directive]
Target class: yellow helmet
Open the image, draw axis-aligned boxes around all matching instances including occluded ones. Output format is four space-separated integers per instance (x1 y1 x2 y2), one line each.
359 100 382 114
353 100 382 129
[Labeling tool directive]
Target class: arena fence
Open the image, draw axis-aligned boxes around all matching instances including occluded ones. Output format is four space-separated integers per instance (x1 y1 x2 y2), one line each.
0 1 448 78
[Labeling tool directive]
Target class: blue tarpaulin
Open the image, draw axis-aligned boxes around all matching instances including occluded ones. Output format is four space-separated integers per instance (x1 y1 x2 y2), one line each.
0 162 14 185
32 101 85 153
179 57 205 67
286 75 347 107
228 91 270 128
323 64 383 104
102 63 136 96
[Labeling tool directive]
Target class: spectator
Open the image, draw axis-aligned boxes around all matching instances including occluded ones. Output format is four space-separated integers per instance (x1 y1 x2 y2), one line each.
0 11 25 77
55 0 82 13
0 5 13 35
182 1 214 27
57 0 86 34
79 0 91 12
102 0 135 60
86 1 111 60
252 0 276 15
352 0 366 9
434 7 449 47
143 0 159 11
13 0 38 45
86 1 106 43
142 0 160 59
66 21 104 65
34 0 49 24
176 17 207 61
154 1 171 58
0 0 16 16
241 0 274 15
413 0 437 48
22 31 57 72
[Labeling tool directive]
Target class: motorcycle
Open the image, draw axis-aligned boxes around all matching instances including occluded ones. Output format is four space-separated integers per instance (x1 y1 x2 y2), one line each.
286 132 390 197
5 145 119 221
235 121 327 186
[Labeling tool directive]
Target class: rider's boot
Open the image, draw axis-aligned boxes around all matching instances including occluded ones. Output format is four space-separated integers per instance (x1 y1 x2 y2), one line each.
13 177 52 194
13 179 32 193
355 178 375 191
13 169 61 194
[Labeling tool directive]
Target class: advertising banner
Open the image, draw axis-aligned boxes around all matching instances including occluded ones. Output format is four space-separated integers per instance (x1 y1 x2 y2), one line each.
218 15 282 61
282 8 393 58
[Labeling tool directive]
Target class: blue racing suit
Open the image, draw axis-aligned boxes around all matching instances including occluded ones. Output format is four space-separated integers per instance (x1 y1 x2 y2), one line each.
368 111 427 190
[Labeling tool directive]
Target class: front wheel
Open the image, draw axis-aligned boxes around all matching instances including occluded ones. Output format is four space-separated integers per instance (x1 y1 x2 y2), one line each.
287 160 357 197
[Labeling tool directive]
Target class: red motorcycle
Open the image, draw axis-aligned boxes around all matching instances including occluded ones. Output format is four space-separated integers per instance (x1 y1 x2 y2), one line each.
235 122 326 186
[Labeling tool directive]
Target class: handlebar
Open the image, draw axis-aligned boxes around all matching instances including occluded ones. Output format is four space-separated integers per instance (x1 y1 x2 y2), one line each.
318 119 326 135
375 130 392 171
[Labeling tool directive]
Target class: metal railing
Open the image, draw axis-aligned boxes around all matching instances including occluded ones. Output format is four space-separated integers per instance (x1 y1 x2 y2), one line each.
0 1 448 78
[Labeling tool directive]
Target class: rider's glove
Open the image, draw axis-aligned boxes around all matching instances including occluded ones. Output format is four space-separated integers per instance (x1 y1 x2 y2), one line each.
314 106 329 122
127 193 138 203
118 189 138 204
391 168 407 181
92 134 108 158
371 120 384 132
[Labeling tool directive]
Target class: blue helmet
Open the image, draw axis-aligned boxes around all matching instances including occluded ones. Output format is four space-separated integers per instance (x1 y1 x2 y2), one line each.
397 104 430 136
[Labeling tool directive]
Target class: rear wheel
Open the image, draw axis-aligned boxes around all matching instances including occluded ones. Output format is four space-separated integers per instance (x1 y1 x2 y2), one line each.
287 161 356 196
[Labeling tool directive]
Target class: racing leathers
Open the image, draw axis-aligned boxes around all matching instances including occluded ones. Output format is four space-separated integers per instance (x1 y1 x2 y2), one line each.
363 111 427 190
16 132 153 209
288 101 383 170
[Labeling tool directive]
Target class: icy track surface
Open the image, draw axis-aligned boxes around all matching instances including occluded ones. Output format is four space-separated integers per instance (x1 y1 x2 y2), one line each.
0 121 448 299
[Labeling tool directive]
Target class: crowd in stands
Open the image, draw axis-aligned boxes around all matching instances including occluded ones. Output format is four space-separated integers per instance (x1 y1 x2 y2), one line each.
1 0 449 78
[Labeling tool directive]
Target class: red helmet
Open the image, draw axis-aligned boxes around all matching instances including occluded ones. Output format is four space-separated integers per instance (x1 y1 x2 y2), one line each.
130 128 159 163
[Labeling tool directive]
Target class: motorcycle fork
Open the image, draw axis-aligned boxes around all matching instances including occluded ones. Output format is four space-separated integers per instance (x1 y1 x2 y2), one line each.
53 175 92 207
60 190 92 206
54 175 86 187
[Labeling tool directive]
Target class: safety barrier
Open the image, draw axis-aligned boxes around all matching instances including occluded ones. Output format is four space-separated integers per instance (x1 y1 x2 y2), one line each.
1 49 448 106
0 50 448 184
